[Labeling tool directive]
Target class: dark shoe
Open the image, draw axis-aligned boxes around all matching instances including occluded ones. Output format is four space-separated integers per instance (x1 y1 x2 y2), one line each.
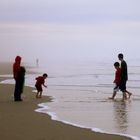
14 99 23 101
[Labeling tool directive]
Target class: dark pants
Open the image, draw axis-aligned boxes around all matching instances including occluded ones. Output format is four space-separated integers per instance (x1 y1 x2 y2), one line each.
14 79 22 101
119 79 127 92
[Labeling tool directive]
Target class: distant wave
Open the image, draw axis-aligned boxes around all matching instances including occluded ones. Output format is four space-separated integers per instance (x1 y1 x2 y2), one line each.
49 73 113 79
48 83 140 90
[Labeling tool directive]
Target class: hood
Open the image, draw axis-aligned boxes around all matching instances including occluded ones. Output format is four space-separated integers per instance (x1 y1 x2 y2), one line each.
15 56 22 63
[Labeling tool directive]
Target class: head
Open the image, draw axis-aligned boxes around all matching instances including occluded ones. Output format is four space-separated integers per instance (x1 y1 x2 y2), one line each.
43 73 48 79
114 62 120 69
118 53 123 61
15 56 22 64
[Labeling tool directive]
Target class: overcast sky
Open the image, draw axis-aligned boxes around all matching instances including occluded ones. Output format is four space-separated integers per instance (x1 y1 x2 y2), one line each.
0 0 140 64
0 0 140 23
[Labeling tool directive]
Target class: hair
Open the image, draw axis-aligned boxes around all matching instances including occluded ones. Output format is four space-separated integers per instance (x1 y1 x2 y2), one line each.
118 53 123 59
114 62 120 67
43 73 48 77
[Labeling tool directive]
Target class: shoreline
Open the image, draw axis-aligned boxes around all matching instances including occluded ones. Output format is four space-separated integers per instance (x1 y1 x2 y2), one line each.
36 101 139 140
0 62 133 140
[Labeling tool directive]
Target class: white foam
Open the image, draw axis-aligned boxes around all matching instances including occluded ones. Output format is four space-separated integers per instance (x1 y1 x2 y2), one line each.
0 74 12 77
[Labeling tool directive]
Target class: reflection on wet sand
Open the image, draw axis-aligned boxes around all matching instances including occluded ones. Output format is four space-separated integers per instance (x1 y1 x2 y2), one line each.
113 100 131 134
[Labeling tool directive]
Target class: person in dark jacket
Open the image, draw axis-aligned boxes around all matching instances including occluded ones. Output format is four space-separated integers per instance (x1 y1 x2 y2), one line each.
118 53 132 100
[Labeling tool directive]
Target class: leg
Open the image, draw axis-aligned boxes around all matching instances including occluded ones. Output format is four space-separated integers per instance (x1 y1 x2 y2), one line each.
39 91 42 98
14 79 20 101
36 91 40 98
109 85 119 99
109 91 117 99
122 91 127 100
120 80 127 100
35 85 41 98
126 90 132 98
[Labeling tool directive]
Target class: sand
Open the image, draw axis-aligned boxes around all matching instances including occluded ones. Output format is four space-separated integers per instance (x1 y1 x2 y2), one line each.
0 62 132 140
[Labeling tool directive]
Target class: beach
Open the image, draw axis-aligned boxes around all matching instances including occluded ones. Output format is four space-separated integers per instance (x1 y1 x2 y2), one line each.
0 62 133 140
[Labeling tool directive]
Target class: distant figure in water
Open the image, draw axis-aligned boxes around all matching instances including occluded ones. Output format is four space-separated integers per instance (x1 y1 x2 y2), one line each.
109 62 121 99
118 53 132 100
36 58 39 67
35 73 48 98
13 56 26 101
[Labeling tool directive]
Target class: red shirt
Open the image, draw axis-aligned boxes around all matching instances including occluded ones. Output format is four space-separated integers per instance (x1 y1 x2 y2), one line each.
13 56 21 80
35 76 45 86
114 68 121 86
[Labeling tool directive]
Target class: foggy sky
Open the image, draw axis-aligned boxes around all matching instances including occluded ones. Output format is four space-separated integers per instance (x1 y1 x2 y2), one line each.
0 0 140 23
0 0 140 63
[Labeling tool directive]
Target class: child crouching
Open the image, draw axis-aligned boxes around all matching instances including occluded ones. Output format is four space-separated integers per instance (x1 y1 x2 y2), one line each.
35 73 48 98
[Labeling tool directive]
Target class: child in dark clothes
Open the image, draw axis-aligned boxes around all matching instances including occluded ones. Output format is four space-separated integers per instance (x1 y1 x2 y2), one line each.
35 73 48 98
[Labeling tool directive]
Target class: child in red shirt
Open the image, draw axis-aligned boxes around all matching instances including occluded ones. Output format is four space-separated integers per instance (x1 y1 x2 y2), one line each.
109 62 121 99
35 73 48 98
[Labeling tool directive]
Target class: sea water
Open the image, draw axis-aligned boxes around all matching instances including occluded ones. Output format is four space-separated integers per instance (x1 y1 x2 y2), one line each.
35 60 140 140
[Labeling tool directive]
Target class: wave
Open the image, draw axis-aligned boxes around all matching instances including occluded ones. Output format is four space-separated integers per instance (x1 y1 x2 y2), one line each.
48 84 140 89
49 73 114 79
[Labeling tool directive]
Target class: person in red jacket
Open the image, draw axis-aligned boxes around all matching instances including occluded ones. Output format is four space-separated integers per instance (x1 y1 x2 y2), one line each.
13 56 21 80
35 73 48 98
13 56 23 101
109 62 121 99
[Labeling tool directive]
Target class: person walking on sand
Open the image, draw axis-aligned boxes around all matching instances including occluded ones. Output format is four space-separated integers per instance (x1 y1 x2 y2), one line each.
13 56 26 101
109 62 121 99
35 73 48 98
118 53 132 100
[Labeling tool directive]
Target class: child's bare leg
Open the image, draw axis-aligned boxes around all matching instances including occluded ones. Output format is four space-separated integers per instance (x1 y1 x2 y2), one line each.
39 91 42 98
36 91 39 98
109 92 116 99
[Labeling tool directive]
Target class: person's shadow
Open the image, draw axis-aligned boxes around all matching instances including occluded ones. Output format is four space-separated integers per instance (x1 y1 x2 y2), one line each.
113 100 131 134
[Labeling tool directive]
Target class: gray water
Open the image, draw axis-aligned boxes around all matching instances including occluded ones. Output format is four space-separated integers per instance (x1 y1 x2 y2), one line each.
30 61 140 140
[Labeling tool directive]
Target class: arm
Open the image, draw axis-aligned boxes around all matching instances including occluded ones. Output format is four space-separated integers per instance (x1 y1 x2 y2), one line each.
43 83 47 88
43 79 47 88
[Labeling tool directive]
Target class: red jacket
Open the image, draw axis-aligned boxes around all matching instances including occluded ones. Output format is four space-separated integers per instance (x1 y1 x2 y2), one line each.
13 56 21 80
35 76 45 86
114 68 121 86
